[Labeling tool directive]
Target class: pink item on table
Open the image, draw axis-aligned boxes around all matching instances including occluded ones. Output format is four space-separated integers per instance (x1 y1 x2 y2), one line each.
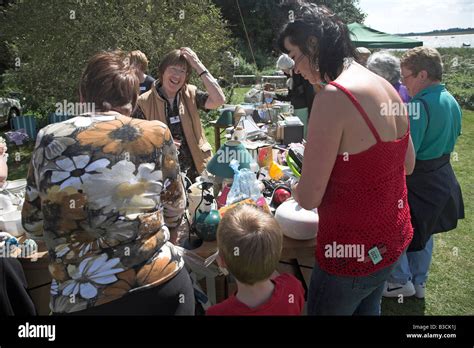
216 184 231 209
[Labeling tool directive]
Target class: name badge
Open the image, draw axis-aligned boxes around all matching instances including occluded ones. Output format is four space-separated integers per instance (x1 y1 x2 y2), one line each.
170 115 181 124
368 246 383 265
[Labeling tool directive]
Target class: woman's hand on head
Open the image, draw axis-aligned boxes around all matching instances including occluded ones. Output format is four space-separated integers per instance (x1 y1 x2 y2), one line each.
180 47 204 72
181 47 225 108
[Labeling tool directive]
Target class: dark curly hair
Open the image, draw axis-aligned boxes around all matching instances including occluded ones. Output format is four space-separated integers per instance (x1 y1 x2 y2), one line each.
277 3 356 82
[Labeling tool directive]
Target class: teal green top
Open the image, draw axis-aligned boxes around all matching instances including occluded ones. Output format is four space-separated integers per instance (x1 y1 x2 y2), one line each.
409 84 462 160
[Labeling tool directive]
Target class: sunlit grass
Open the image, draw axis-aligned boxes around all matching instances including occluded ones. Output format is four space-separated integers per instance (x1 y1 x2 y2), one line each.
382 109 473 315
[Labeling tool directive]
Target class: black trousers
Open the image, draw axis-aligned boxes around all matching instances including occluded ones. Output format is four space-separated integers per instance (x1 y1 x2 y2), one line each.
58 268 195 316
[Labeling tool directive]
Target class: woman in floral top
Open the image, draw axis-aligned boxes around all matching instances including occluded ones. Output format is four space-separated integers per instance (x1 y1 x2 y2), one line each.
21 51 194 315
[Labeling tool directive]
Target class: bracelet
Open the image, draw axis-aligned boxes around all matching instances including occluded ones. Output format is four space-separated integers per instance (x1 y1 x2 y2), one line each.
199 70 208 77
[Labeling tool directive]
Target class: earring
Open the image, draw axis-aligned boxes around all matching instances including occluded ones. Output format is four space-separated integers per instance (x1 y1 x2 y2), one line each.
219 266 229 276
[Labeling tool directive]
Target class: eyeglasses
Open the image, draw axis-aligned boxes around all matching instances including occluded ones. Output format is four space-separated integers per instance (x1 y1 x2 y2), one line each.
167 66 187 76
401 72 415 81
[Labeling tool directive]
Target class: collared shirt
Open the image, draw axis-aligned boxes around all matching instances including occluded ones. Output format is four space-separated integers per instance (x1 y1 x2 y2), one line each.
409 84 462 160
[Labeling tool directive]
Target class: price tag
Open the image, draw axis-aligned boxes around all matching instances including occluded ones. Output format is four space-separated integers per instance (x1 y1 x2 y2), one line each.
368 246 383 265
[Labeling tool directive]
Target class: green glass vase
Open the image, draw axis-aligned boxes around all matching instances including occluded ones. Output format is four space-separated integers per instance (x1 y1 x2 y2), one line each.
195 209 221 241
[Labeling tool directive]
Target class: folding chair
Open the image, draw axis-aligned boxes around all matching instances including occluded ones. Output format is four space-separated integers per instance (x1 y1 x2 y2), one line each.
10 115 38 141
48 113 71 124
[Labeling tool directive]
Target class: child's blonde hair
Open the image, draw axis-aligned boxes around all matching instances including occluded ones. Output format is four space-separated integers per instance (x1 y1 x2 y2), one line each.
128 50 149 72
217 204 283 285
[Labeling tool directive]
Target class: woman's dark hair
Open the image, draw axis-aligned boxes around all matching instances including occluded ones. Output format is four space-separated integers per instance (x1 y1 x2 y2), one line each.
80 50 139 114
277 3 356 81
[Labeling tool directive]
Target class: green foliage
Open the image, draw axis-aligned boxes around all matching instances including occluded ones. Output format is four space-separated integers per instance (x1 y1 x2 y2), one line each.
391 48 474 110
438 48 474 110
1 141 34 180
259 66 278 76
0 41 14 82
0 0 232 114
325 0 366 24
233 52 258 75
212 0 367 69
229 86 249 104
252 49 278 72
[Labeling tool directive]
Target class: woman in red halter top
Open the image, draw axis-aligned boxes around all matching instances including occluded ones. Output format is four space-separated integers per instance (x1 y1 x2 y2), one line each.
278 4 416 315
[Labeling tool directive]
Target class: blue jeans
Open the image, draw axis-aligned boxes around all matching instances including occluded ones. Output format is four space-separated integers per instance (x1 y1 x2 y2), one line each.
389 236 434 285
307 261 396 315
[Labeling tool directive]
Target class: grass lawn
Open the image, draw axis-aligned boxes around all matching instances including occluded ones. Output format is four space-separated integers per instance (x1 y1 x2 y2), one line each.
1 140 34 180
2 89 472 315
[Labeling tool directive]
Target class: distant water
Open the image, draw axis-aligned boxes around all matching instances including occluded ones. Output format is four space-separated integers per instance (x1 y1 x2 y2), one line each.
406 33 474 48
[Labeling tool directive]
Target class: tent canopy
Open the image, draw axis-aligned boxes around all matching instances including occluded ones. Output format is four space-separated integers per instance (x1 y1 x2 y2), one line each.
348 23 423 49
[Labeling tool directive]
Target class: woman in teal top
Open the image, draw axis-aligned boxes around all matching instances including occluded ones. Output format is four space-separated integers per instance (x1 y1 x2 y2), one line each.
409 83 462 160
383 47 464 300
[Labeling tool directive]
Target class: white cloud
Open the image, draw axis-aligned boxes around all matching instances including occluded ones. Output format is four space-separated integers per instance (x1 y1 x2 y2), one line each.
358 0 474 33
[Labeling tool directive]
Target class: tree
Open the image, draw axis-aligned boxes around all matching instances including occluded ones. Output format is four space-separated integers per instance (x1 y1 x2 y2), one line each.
1 0 232 114
318 0 366 24
212 0 367 69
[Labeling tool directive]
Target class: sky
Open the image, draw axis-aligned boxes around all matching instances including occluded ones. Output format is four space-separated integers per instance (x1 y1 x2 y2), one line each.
358 0 474 34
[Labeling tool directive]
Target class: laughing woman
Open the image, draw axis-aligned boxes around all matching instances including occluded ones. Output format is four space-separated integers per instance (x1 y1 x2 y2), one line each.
21 51 194 315
132 48 225 182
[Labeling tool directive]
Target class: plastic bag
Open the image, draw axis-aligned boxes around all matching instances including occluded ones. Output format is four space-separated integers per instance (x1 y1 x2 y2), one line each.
226 160 262 205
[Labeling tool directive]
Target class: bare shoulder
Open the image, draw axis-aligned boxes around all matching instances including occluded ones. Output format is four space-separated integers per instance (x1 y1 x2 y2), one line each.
313 84 352 124
314 84 345 107
339 69 395 99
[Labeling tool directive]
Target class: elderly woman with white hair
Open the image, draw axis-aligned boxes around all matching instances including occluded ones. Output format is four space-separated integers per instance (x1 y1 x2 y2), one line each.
367 51 410 103
273 53 315 138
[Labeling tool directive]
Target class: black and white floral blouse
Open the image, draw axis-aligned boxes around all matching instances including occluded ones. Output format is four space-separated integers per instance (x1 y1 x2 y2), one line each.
21 114 186 313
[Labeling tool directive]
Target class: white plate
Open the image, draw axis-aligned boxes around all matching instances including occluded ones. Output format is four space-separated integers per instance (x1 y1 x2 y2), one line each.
0 210 25 237
3 179 26 192
0 195 15 215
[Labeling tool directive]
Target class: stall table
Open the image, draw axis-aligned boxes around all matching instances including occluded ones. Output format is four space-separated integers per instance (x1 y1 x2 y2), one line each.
209 119 227 151
16 237 51 315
